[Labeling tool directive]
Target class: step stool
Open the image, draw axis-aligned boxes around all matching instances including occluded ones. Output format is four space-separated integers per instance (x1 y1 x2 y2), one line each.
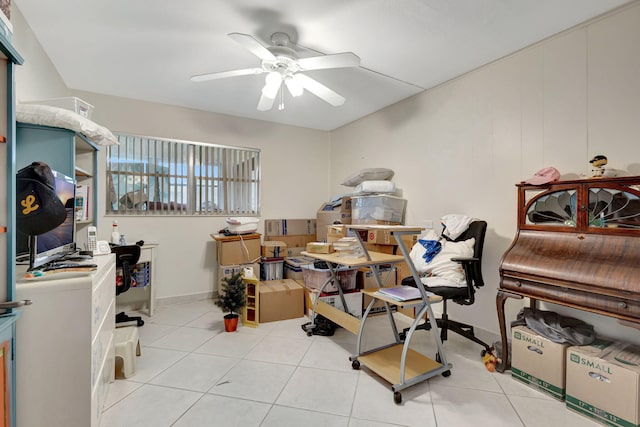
114 326 141 379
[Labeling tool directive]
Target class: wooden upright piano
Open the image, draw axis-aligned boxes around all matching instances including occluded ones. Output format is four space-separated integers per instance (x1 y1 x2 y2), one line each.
497 176 640 372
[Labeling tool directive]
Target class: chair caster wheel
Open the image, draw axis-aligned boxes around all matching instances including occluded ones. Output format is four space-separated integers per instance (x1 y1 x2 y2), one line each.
137 319 145 327
306 331 313 337
393 391 402 404
442 370 451 377
352 360 361 370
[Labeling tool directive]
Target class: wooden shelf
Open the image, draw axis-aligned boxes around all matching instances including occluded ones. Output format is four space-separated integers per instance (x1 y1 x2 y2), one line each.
300 250 405 267
358 344 441 385
74 166 92 177
361 288 442 307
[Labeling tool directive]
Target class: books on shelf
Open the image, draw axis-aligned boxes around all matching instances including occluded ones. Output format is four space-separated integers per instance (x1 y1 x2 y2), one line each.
376 286 432 301
75 184 90 221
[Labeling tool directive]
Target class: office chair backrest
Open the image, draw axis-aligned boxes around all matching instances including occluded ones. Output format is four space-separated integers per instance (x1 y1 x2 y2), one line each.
443 220 487 288
111 244 141 296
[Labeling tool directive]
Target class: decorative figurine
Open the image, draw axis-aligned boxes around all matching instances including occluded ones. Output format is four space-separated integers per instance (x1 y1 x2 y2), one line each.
590 155 607 178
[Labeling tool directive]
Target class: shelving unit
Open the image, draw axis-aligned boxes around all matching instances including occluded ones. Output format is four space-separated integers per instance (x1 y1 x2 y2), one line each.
0 23 24 427
242 274 259 327
15 123 99 250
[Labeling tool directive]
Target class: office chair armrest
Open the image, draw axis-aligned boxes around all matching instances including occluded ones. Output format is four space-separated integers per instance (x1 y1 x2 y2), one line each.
451 257 479 264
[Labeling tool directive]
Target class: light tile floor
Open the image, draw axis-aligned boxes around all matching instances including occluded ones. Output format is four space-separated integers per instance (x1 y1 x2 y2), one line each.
101 299 600 427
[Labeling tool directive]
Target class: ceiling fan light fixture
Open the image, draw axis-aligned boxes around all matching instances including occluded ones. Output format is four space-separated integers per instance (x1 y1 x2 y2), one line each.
262 72 282 98
285 75 303 97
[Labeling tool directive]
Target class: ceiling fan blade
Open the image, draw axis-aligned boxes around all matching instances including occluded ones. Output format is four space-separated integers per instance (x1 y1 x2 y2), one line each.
190 67 264 82
228 32 276 61
295 74 346 107
297 52 360 71
257 93 276 111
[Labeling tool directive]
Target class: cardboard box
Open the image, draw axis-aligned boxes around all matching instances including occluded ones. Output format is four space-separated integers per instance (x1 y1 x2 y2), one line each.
566 340 640 427
261 241 288 258
317 197 352 241
304 288 363 319
305 242 333 254
212 233 261 265
259 279 304 323
284 256 315 280
265 234 316 257
217 263 260 292
511 326 570 401
265 219 316 237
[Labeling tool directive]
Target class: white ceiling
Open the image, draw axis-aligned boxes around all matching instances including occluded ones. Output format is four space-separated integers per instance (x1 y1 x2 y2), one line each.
14 0 632 131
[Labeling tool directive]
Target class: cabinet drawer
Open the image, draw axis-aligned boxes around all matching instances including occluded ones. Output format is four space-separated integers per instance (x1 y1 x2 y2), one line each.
92 331 114 427
92 262 115 338
501 278 640 320
92 300 114 389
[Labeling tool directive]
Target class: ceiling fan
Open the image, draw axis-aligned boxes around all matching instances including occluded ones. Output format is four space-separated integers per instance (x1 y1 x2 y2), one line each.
190 32 360 111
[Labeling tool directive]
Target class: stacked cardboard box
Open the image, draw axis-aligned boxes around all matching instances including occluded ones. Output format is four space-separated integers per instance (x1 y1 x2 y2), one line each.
212 233 262 297
316 197 352 241
264 219 317 257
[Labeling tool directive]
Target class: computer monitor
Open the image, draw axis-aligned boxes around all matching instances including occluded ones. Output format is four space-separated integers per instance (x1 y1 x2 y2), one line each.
16 170 77 270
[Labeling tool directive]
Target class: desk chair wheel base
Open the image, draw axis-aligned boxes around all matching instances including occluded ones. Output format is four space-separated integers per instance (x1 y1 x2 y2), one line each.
442 370 451 377
394 391 402 404
351 360 360 370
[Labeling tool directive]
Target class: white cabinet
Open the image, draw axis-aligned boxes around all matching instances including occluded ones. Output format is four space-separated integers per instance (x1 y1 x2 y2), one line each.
15 255 116 427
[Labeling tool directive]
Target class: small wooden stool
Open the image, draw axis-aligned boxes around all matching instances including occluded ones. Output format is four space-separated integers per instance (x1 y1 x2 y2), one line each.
114 326 141 379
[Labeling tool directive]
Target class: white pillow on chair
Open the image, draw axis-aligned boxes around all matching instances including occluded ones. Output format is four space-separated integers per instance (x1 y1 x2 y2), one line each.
410 231 475 286
426 237 475 285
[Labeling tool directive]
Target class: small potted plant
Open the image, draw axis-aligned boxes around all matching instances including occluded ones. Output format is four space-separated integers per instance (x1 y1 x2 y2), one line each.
215 271 247 332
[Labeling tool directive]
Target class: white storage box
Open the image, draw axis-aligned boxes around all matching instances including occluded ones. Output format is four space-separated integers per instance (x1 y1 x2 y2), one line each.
352 195 406 224
23 96 94 118
301 264 357 293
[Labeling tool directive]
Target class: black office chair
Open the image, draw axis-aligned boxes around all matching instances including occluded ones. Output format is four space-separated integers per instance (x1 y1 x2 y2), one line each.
112 244 145 327
400 220 491 357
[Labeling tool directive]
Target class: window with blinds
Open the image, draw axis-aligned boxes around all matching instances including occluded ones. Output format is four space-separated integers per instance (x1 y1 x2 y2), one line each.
107 134 261 216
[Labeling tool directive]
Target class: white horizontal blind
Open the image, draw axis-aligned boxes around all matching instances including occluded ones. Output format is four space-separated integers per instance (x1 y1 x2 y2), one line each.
107 134 260 216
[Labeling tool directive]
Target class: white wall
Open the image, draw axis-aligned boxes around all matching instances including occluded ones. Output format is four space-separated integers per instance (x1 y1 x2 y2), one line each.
10 5 331 301
331 3 640 342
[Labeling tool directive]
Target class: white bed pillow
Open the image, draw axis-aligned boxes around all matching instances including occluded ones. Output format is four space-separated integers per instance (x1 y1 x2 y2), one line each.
341 168 394 187
353 180 396 194
17 103 119 146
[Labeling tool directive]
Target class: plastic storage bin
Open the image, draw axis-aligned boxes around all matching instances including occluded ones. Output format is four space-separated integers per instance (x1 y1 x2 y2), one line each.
23 96 94 118
301 264 357 292
261 259 284 281
352 195 406 224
